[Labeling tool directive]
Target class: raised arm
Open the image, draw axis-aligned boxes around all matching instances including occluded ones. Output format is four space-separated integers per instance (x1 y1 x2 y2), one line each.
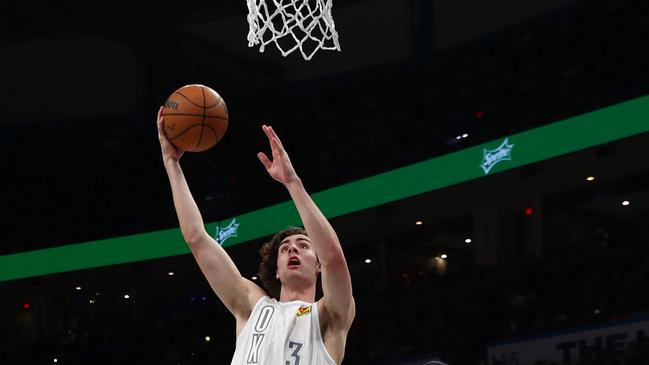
257 125 355 329
157 107 265 323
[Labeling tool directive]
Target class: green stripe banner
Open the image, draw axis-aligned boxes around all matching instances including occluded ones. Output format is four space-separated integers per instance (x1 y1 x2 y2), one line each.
2 94 649 281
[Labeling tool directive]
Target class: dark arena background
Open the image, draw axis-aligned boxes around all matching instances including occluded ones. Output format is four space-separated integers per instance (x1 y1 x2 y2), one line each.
1 0 649 364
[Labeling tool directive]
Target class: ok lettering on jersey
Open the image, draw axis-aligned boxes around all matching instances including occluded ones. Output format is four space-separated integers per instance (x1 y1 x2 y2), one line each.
246 305 274 364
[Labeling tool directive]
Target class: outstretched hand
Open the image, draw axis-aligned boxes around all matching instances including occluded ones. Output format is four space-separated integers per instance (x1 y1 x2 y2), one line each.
257 125 299 185
157 106 185 164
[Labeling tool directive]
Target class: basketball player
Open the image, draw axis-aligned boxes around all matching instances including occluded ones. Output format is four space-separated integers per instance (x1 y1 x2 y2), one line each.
156 107 355 365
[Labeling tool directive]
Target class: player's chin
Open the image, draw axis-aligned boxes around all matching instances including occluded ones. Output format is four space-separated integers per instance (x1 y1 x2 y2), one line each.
287 267 311 277
286 269 302 277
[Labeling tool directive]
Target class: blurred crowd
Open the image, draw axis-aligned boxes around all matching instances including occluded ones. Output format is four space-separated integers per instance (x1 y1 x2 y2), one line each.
2 204 648 364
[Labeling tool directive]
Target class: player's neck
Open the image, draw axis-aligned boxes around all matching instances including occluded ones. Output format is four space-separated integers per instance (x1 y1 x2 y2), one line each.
278 284 316 303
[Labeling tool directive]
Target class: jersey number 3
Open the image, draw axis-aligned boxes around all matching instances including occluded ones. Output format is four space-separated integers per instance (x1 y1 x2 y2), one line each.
286 341 303 365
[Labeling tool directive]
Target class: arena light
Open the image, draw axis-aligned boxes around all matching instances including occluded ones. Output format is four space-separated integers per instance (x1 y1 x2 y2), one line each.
2 94 649 281
123 294 130 299
75 286 82 290
622 200 630 206
252 276 258 280
205 336 211 342
415 220 423 225
364 258 372 264
168 271 175 276
586 176 596 181
440 254 448 259
465 238 472 244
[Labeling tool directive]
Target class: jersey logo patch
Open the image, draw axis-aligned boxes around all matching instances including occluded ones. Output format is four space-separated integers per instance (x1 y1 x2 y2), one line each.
296 305 312 317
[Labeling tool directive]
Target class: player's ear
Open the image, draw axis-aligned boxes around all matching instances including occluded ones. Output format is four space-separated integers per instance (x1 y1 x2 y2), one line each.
276 271 280 279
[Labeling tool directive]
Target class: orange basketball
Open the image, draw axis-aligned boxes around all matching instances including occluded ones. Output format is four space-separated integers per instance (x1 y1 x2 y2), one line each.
162 84 229 152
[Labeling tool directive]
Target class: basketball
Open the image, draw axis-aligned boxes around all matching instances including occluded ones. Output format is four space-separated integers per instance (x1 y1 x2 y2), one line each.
161 84 229 152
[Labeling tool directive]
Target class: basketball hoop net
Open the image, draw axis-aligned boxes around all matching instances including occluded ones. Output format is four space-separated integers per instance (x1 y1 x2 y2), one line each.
246 0 341 61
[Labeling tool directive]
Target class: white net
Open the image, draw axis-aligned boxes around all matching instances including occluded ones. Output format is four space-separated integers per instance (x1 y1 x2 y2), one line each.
246 0 341 61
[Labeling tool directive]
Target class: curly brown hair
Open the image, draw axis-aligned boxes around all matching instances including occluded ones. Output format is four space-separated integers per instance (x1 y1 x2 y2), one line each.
258 227 320 299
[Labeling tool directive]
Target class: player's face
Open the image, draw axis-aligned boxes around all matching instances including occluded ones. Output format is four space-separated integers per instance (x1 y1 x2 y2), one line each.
276 234 320 285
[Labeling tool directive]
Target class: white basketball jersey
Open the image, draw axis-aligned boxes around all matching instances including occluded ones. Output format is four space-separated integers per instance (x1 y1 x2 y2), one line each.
230 296 337 365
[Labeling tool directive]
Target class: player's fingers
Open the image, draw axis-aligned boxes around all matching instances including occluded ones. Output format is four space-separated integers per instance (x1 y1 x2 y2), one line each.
157 108 165 133
265 125 284 151
270 137 284 156
262 124 274 144
257 152 272 170
269 126 284 148
268 125 278 139
157 120 166 141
